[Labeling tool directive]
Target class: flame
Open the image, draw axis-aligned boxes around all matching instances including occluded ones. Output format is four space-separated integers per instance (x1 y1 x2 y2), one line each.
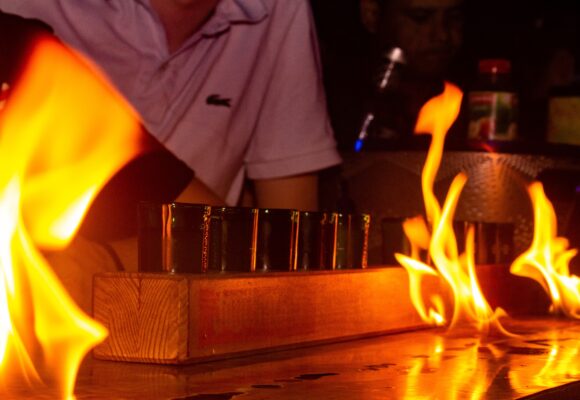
0 36 142 398
510 182 580 318
395 83 510 335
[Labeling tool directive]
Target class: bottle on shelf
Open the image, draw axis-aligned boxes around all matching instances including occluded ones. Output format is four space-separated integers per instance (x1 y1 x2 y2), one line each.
354 47 406 152
467 59 518 141
547 77 580 146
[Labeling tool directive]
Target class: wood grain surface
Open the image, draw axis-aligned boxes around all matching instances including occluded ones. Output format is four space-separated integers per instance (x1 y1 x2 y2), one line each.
92 265 547 364
93 268 430 364
94 273 190 363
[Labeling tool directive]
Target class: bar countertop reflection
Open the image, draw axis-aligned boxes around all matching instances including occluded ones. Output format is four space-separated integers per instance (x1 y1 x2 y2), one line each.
8 318 576 399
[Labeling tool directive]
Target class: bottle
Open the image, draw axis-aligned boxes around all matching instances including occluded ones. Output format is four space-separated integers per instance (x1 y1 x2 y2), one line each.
467 59 518 141
354 47 406 152
547 78 580 146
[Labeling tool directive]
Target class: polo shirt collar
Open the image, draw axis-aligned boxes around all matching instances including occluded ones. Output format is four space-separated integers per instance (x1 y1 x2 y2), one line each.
201 0 268 36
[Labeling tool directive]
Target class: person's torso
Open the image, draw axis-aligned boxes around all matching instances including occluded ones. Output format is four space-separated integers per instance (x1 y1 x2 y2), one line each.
0 0 305 204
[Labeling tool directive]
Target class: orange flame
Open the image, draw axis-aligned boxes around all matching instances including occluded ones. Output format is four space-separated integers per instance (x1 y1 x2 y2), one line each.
395 83 510 335
0 36 142 398
510 182 580 318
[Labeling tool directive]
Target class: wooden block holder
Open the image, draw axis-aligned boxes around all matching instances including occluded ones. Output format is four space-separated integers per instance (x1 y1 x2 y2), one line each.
93 267 430 364
93 265 548 365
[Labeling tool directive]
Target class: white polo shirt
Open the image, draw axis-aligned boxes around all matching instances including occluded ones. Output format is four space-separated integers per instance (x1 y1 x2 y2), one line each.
1 0 341 205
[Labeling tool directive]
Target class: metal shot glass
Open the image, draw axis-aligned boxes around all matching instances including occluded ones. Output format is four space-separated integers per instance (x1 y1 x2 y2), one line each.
208 206 258 272
255 208 300 272
297 211 333 270
332 213 371 269
138 202 211 274
454 221 515 265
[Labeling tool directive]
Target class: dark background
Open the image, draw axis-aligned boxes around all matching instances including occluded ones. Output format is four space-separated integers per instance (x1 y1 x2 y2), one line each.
310 0 580 150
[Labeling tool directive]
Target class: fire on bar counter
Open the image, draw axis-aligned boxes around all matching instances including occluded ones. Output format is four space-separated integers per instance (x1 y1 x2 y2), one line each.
1 0 580 399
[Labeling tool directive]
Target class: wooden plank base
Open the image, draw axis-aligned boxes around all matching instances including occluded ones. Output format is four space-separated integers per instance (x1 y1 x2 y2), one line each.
93 268 431 364
93 264 549 365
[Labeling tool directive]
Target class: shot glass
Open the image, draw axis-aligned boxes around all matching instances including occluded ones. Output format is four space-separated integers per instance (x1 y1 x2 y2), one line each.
255 208 300 272
207 206 258 272
332 213 371 269
297 211 333 270
138 202 211 273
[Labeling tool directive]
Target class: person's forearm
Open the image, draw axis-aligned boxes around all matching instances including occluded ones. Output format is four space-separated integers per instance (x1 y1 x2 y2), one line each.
253 173 318 211
176 176 224 206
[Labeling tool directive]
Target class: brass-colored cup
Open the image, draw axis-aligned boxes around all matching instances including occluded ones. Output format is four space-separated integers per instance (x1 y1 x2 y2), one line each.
138 202 211 273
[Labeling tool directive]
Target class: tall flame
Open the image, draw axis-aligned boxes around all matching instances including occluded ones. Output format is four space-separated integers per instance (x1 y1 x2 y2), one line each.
510 182 580 318
0 36 142 398
395 83 510 335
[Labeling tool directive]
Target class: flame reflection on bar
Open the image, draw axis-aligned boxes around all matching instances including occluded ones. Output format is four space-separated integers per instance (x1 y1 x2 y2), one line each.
404 336 508 400
0 35 142 398
508 332 580 396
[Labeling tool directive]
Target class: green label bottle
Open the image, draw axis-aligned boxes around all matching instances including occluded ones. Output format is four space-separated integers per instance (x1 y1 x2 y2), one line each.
468 59 518 141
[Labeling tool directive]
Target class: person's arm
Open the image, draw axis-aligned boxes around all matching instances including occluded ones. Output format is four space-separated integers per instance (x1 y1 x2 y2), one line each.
243 1 341 207
253 173 318 211
176 176 224 206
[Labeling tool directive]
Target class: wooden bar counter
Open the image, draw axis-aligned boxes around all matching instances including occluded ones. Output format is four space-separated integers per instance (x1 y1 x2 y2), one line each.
5 318 580 399
1 266 578 399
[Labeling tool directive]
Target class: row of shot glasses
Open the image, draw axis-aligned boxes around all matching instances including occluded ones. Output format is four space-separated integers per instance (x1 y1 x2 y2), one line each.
138 202 371 274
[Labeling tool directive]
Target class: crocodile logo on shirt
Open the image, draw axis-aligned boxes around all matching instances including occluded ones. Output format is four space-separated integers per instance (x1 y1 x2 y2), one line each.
206 94 231 108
